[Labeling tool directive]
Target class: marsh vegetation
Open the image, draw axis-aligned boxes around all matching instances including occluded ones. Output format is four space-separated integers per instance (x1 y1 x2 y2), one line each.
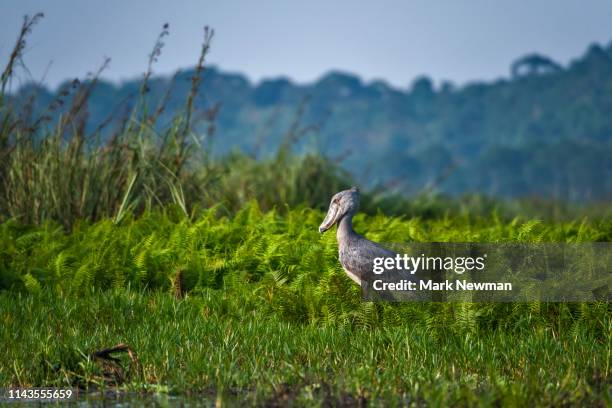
0 15 610 406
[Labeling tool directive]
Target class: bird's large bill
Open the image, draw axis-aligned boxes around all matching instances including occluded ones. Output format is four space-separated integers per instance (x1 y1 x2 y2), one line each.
319 202 339 233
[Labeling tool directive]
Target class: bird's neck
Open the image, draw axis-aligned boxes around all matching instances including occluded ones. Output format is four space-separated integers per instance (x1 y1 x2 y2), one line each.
336 212 356 245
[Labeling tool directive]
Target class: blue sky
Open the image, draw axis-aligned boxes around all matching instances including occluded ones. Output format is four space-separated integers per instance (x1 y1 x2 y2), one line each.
1 0 612 90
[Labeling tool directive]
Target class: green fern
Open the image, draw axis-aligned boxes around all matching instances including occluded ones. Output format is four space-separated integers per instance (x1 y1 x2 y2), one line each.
22 273 41 295
0 205 610 333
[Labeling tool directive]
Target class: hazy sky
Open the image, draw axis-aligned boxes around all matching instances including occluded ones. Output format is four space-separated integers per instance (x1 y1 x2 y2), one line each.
1 0 612 90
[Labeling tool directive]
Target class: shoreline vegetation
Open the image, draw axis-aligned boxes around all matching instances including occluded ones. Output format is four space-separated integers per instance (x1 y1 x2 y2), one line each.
0 14 610 406
1 208 610 405
2 289 609 406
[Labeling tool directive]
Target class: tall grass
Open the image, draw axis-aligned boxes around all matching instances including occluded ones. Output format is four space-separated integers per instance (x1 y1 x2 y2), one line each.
0 17 219 227
0 16 356 229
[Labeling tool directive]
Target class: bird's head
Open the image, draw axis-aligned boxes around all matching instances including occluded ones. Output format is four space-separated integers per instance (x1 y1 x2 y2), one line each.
319 186 360 233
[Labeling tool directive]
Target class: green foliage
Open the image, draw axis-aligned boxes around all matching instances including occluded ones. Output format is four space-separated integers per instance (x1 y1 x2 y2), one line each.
0 287 609 405
0 200 609 405
1 205 610 329
0 16 609 405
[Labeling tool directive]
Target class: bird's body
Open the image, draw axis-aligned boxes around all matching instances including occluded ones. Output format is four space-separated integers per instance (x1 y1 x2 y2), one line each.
335 211 396 286
319 187 412 289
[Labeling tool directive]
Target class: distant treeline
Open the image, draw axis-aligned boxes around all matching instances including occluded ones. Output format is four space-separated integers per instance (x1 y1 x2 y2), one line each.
9 37 612 201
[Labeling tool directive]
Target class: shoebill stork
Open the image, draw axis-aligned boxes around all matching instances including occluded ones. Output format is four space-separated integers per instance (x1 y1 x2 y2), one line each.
319 187 412 288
